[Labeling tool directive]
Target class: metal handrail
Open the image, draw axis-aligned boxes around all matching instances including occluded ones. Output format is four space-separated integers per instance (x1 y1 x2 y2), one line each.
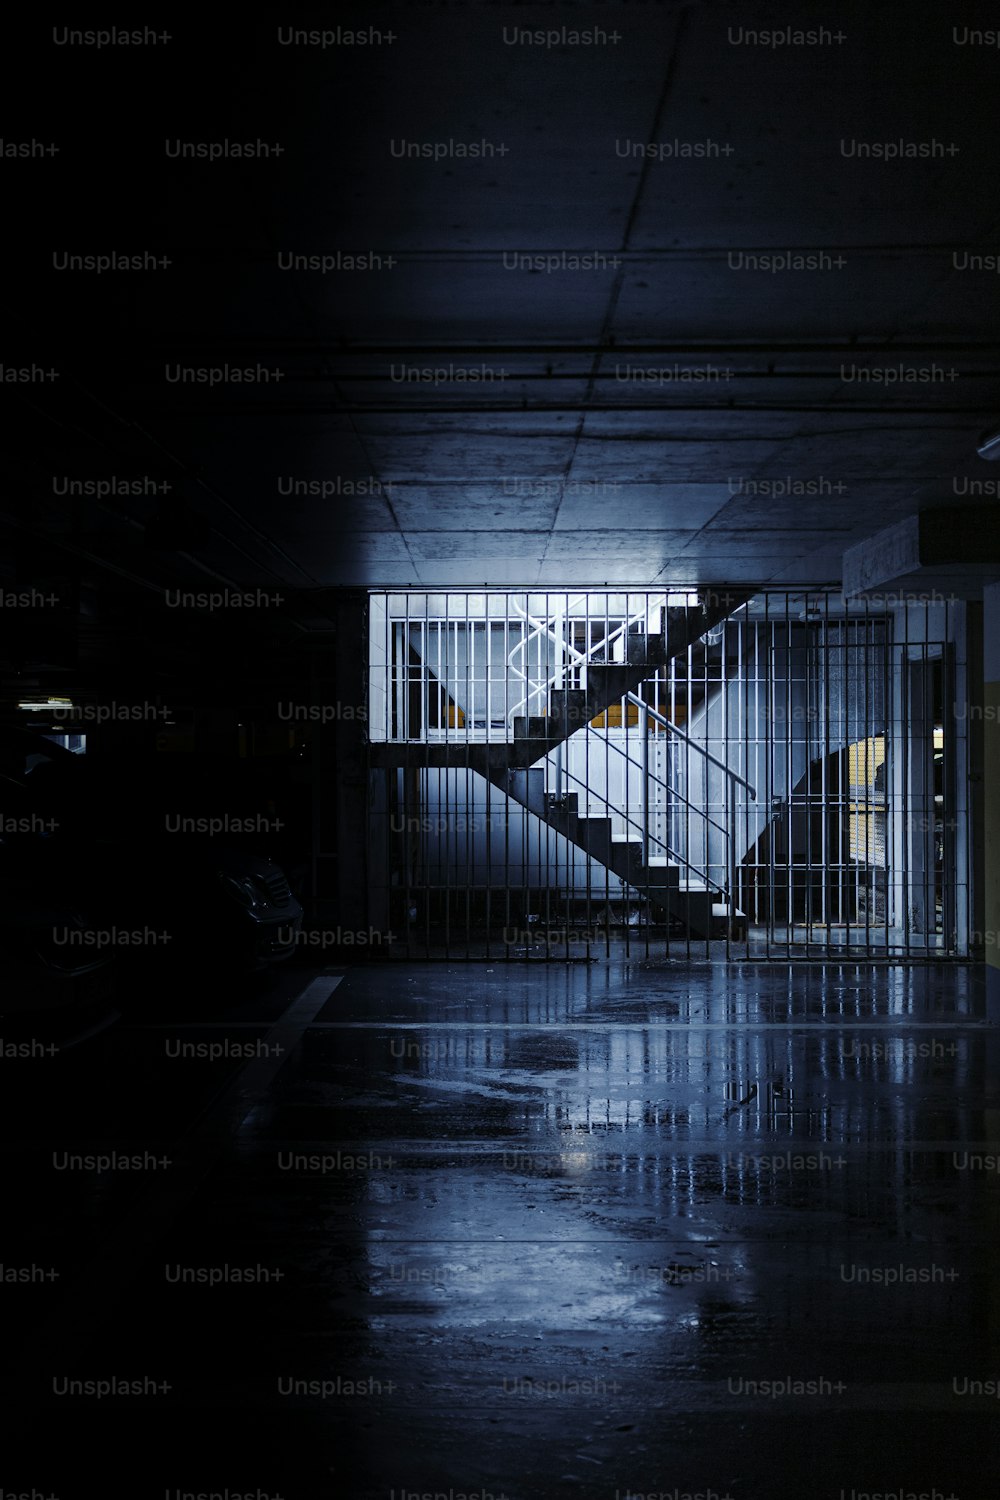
542 745 732 900
544 757 679 862
595 728 730 844
507 594 667 724
506 597 591 722
625 692 756 799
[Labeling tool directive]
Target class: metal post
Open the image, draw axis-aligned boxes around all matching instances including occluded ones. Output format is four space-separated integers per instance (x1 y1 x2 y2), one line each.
641 708 649 865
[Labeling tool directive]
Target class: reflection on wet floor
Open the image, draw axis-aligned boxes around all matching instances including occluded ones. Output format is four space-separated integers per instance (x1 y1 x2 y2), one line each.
5 961 999 1497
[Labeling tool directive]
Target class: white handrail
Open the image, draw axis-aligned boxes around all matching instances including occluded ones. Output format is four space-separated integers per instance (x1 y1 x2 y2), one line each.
507 594 667 724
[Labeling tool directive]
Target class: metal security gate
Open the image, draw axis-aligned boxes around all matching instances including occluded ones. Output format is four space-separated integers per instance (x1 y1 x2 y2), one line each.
366 590 972 960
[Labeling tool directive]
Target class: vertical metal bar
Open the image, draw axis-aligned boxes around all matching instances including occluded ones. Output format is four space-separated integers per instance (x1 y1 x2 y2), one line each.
854 603 860 948
739 607 747 954
427 596 435 959
644 702 653 870
829 593 835 957
390 618 398 742
465 590 471 957
404 593 412 958
643 667 651 961
960 600 971 957
848 604 856 955
424 606 432 955
943 605 954 951
554 596 563 805
671 623 677 909
773 591 779 954
529 588 536 960
883 600 891 958
919 603 927 954
862 597 871 957
557 589 566 960
504 595 511 961
543 588 550 950
723 606 732 961
902 600 910 959
817 596 825 954
756 606 763 947
443 592 450 960
701 606 709 959
785 595 793 958
925 599 932 954
805 597 815 955
824 591 833 957
708 604 714 958
604 591 612 956
741 607 749 944
580 595 589 960
485 608 492 962
519 591 529 961
686 621 692 959
731 609 740 960
940 622 947 951
623 592 631 962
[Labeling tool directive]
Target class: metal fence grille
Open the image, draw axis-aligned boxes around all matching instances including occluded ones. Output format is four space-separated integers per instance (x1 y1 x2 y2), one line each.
366 589 972 961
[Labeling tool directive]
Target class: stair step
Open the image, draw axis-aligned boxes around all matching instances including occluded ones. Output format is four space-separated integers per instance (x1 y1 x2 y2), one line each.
636 866 681 889
575 817 612 850
507 768 547 815
610 845 644 865
625 632 667 666
548 688 590 730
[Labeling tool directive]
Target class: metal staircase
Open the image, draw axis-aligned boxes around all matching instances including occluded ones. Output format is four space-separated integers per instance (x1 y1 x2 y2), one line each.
369 593 750 941
504 735 748 942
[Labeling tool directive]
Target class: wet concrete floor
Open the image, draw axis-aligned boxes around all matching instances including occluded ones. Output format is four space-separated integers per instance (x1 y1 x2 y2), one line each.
3 960 998 1497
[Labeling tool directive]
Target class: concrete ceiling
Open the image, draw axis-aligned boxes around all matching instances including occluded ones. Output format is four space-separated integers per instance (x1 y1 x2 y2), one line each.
4 1 1000 595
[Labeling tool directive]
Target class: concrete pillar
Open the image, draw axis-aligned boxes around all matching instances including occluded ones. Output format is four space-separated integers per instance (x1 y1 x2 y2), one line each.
984 584 1000 1022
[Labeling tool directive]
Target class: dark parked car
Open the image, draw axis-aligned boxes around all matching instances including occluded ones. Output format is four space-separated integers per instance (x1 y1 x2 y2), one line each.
0 733 304 1012
0 760 118 1030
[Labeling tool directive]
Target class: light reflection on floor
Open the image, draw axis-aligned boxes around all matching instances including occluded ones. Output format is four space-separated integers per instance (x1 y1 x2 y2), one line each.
5 960 997 1497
